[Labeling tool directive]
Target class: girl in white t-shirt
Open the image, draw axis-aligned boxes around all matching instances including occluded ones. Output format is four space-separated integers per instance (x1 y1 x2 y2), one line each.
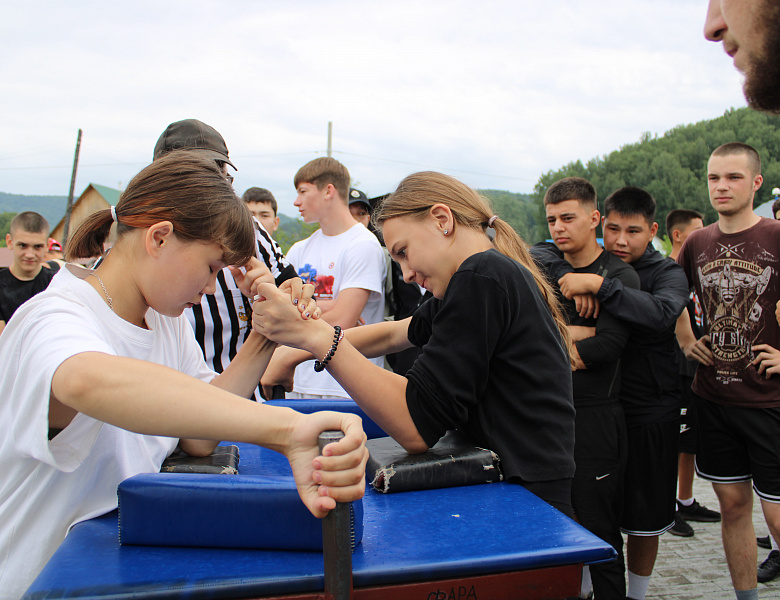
0 151 367 600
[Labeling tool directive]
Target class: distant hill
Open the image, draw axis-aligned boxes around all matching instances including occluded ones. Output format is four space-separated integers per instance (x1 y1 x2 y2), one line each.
532 107 780 241
479 189 537 243
0 192 68 227
273 191 538 252
277 213 296 227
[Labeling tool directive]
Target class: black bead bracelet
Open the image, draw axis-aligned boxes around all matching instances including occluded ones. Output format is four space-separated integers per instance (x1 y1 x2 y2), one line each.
314 325 344 372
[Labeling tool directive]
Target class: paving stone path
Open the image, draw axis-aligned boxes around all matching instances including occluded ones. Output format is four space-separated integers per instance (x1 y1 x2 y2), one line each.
644 477 780 599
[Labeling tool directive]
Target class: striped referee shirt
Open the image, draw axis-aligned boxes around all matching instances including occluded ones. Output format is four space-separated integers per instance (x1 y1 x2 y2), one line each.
185 218 297 399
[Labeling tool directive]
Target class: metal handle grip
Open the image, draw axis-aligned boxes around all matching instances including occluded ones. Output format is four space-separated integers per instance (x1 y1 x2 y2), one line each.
317 430 352 600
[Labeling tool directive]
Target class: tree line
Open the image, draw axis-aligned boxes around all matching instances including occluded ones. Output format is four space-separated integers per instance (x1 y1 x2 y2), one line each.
529 107 780 243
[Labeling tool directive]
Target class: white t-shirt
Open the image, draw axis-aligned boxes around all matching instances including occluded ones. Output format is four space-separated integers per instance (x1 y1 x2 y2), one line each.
286 223 385 397
0 265 216 599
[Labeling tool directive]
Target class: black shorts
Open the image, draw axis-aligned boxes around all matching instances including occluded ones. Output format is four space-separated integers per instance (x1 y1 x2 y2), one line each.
695 399 780 503
621 420 679 535
678 375 698 455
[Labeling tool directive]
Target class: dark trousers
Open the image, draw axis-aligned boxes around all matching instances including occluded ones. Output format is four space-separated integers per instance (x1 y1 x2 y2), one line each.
571 401 628 600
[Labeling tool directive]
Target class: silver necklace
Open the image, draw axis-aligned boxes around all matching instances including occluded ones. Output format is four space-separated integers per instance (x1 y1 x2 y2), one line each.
89 272 114 311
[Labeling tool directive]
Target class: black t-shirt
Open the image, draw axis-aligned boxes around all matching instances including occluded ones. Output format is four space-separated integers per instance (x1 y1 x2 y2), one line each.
567 251 639 406
0 266 57 322
404 249 575 483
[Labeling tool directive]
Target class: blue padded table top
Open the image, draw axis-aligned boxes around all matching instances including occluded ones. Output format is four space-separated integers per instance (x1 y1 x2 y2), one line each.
25 443 615 600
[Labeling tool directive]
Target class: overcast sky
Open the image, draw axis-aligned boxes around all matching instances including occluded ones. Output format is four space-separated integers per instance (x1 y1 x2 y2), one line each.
0 1 746 217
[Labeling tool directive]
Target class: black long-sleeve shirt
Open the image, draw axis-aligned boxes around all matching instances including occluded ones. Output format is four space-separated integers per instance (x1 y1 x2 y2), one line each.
404 249 575 483
532 244 640 407
532 242 689 425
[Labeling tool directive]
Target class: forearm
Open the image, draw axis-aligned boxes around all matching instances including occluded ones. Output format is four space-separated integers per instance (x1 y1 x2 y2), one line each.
598 278 687 330
328 344 426 452
316 288 371 329
675 310 698 354
305 323 426 452
211 331 278 398
576 311 630 365
52 352 298 454
343 318 413 358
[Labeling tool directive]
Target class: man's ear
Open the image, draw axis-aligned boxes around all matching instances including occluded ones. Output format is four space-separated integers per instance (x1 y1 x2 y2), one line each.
145 221 175 257
590 209 601 229
323 183 336 201
649 222 659 238
5 234 11 248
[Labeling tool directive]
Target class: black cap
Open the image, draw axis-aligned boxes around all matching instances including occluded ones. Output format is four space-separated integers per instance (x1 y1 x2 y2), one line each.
348 188 371 211
153 119 236 170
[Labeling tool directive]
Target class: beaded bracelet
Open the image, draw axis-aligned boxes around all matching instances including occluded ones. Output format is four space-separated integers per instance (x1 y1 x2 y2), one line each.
314 326 344 372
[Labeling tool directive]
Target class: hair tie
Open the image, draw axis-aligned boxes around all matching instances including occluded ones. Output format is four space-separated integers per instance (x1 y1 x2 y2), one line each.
488 215 498 228
110 206 118 223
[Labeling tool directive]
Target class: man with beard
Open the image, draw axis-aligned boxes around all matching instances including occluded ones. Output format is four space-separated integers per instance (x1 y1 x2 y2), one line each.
704 0 780 113
677 143 780 600
705 3 780 595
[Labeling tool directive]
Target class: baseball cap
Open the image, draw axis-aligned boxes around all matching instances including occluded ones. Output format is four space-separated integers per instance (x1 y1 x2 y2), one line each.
348 188 371 211
47 238 62 252
153 119 236 170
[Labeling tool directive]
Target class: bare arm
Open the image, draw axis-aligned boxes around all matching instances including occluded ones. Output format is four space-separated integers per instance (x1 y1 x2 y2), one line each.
254 283 427 453
261 318 413 399
180 331 278 455
316 288 371 329
50 352 368 517
0 320 5 335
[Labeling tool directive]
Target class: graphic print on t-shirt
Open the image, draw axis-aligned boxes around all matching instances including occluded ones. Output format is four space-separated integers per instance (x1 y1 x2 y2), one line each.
697 239 774 384
298 264 334 300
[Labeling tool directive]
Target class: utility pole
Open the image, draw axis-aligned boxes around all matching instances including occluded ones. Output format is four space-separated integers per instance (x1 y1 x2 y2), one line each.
62 129 82 246
327 121 332 158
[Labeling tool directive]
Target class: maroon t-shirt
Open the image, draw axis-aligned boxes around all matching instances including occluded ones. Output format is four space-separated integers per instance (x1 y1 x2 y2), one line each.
678 218 780 408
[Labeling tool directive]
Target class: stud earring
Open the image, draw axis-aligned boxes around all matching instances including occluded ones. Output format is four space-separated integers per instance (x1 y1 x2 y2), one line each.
444 230 448 235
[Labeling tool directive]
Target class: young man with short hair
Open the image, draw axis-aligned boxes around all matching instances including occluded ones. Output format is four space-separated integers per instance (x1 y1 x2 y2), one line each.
263 157 385 399
0 212 56 334
242 187 280 237
677 143 780 600
556 187 690 600
665 210 722 538
532 177 639 600
348 188 372 229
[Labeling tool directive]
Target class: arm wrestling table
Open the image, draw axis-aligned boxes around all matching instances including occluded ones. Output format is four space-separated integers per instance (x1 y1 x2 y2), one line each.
24 407 614 600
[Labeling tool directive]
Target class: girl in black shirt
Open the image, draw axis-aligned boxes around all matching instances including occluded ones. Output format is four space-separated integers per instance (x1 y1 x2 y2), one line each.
253 172 575 514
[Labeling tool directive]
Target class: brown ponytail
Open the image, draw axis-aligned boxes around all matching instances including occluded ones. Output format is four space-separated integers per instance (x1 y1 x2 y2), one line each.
66 151 255 267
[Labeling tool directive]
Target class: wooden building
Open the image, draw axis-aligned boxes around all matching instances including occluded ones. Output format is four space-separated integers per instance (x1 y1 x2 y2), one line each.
50 183 122 248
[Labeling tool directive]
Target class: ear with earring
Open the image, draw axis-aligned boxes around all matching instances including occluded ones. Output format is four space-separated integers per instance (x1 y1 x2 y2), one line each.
444 230 448 235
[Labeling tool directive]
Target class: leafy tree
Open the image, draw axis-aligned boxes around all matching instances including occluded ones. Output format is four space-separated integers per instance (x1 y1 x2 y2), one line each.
274 220 320 254
0 212 17 247
532 107 780 239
